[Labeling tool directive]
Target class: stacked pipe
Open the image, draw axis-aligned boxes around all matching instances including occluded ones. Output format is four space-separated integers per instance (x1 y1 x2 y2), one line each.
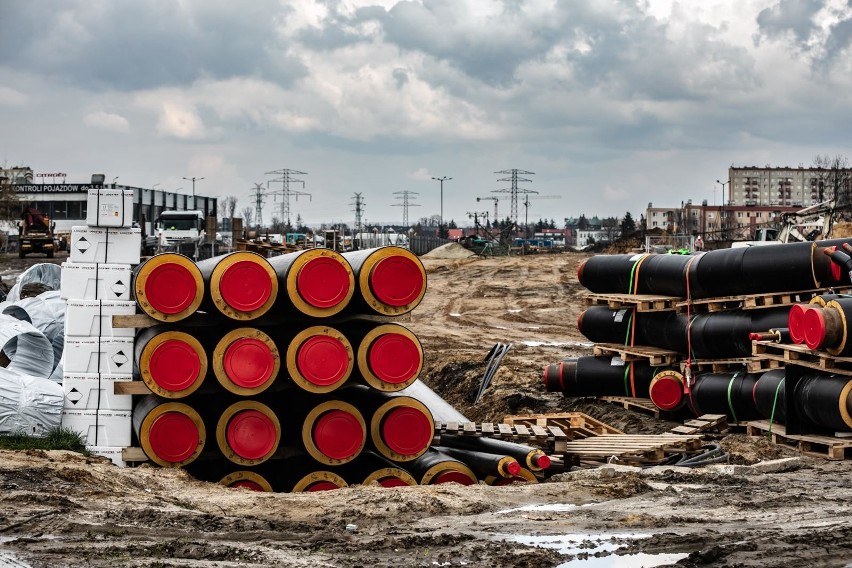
128 246 551 491
547 240 852 422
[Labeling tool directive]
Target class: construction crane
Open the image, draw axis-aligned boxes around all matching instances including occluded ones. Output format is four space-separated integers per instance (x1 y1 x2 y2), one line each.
476 197 499 221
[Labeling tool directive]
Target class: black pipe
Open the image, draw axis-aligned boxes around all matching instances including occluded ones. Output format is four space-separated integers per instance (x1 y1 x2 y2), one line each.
752 369 787 423
437 433 551 472
133 253 204 323
132 394 206 467
342 247 427 316
543 356 659 398
437 446 520 479
265 249 355 319
336 451 418 487
794 373 852 432
688 371 762 422
196 252 278 320
406 447 477 485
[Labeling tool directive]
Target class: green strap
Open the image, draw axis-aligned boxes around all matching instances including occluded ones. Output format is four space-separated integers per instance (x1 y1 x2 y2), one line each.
622 310 633 346
623 364 631 397
627 255 642 294
726 371 741 424
767 378 785 438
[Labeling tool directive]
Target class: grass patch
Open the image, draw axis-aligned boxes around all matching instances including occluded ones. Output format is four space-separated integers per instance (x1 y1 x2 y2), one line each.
0 426 88 453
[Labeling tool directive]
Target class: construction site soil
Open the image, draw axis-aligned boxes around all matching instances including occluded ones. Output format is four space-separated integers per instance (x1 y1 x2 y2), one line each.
2 251 851 567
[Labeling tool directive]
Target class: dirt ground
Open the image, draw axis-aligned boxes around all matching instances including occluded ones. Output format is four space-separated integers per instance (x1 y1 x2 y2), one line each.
2 250 852 567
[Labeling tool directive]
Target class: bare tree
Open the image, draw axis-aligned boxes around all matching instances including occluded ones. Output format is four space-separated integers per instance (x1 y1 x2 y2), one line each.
0 175 19 222
226 196 238 219
812 154 852 207
240 206 254 228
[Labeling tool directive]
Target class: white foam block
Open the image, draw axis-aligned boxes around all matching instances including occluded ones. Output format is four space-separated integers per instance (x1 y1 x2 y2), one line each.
64 300 136 338
63 337 134 374
60 262 132 301
85 445 127 467
70 226 141 265
86 189 134 228
61 409 131 447
62 373 133 411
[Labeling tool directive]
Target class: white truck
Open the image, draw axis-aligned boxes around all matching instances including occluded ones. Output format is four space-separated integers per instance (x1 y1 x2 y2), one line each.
156 210 205 245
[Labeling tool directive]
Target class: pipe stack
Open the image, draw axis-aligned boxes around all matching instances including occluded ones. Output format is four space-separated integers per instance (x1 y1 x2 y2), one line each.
548 241 852 426
122 247 551 491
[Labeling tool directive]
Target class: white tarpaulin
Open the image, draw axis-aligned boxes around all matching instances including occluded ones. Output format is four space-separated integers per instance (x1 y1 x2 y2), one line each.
1 291 65 377
0 366 64 436
0 313 55 379
6 263 62 302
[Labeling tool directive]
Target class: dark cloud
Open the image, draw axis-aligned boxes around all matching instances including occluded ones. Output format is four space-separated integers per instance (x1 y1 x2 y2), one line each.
0 1 307 91
756 0 823 48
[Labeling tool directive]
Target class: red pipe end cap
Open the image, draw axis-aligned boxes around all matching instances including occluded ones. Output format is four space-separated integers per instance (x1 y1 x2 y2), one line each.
803 308 828 350
226 410 277 460
297 257 351 309
378 477 411 488
144 263 198 314
230 480 265 491
149 339 201 392
223 338 275 389
533 454 552 470
505 459 521 477
433 470 475 485
577 259 587 286
148 412 199 463
297 336 350 387
370 256 423 307
788 304 812 345
650 376 684 411
219 260 272 312
313 410 363 460
368 333 421 384
306 481 341 492
381 406 432 456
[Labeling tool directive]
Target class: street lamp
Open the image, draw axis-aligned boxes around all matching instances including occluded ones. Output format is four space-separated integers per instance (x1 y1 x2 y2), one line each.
716 179 729 237
182 176 205 198
431 175 452 237
112 176 119 184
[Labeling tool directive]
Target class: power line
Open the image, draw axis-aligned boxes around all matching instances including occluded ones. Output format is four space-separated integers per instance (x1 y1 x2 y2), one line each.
351 192 365 235
392 190 420 229
265 168 309 229
493 169 536 224
249 182 266 228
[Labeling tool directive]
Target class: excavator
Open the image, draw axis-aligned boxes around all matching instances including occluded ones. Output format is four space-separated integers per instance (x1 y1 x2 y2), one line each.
18 206 56 258
732 200 840 247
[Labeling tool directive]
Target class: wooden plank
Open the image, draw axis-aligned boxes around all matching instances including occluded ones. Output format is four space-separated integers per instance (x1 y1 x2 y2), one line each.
514 424 530 437
481 423 494 436
497 423 514 437
531 425 549 439
463 422 477 435
122 447 148 462
112 313 156 329
114 381 151 395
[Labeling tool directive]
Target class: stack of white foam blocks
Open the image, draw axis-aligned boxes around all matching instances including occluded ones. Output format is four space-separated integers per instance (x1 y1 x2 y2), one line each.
60 188 141 466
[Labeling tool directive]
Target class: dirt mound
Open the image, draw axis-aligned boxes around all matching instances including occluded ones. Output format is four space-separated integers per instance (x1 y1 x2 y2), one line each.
422 242 476 259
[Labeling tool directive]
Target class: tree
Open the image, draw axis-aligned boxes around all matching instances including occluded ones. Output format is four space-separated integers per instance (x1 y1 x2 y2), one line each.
226 196 238 219
812 154 852 207
601 216 619 242
240 207 254 228
578 215 589 230
0 175 19 223
621 211 636 236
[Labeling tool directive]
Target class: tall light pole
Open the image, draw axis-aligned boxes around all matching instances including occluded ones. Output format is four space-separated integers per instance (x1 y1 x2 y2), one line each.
716 179 729 238
182 176 205 198
431 175 451 236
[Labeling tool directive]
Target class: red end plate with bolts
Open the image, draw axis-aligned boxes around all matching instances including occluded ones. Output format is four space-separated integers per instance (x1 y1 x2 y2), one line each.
149 412 199 463
144 263 198 314
370 256 423 307
219 260 272 312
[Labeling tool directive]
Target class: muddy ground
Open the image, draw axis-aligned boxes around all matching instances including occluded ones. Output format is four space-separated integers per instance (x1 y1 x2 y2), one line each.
1 250 851 567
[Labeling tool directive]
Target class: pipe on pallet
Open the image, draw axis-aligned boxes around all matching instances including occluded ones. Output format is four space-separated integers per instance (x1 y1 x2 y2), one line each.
798 299 852 355
749 328 791 344
752 369 787 423
282 325 354 393
437 446 520 478
484 468 539 486
215 400 281 466
133 395 206 467
211 328 280 396
688 372 762 422
437 433 551 472
133 253 204 322
266 249 355 319
648 369 686 411
577 253 695 297
196 252 278 320
795 373 852 432
543 356 659 399
346 322 423 392
406 448 478 485
135 326 208 398
342 247 427 316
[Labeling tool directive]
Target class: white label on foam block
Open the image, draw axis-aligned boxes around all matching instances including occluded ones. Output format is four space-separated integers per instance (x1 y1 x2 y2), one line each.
61 409 131 447
86 189 133 228
63 337 134 374
70 226 141 265
64 300 136 338
85 445 127 467
62 373 132 411
60 262 132 301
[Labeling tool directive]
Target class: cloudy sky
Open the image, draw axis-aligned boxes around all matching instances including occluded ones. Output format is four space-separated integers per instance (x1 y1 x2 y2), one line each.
2 0 851 228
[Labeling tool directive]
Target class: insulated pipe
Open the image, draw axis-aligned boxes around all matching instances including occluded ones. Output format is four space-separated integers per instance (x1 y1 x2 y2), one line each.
485 467 539 486
134 326 208 398
577 253 695 297
215 400 281 466
800 299 852 355
543 356 659 399
341 385 435 462
338 451 418 487
407 448 478 485
438 447 520 479
749 328 791 344
184 459 275 492
266 249 355 319
196 252 278 320
291 471 349 492
688 372 762 422
289 398 367 466
752 369 787 423
342 247 427 316
282 325 354 393
211 328 280 396
648 369 686 411
133 253 204 322
788 304 820 344
219 471 274 492
347 322 423 392
133 395 205 467
438 433 551 472
398 380 469 423
794 373 852 432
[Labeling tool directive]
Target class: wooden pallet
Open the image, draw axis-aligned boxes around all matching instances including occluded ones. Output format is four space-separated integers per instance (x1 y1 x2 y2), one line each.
752 341 852 377
435 421 567 452
746 420 852 460
560 434 704 465
503 412 624 436
581 293 679 312
683 358 770 374
675 286 852 313
592 343 680 366
670 414 729 436
598 396 664 419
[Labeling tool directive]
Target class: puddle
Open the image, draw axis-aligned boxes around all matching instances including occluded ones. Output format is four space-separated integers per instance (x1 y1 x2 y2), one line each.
449 313 462 317
499 503 581 514
507 309 522 313
521 340 594 348
0 537 31 568
498 533 688 567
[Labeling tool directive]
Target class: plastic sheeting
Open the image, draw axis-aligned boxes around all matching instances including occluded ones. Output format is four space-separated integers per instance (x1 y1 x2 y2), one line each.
0 313 55 379
0 366 64 436
6 263 62 302
1 291 65 376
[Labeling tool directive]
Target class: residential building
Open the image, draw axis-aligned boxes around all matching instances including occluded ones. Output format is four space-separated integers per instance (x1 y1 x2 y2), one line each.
724 166 852 207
